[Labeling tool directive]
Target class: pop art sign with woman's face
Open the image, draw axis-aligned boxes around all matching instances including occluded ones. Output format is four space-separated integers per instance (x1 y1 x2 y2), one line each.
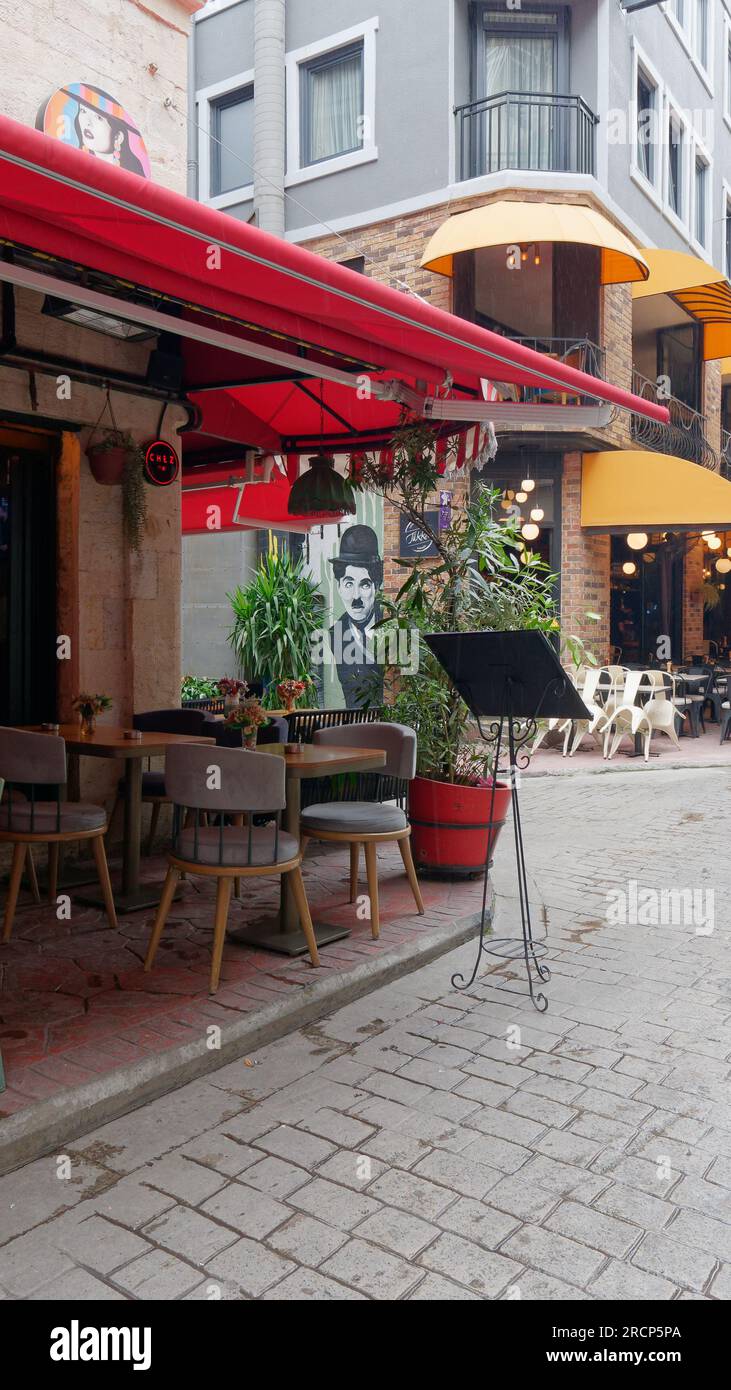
36 85 151 178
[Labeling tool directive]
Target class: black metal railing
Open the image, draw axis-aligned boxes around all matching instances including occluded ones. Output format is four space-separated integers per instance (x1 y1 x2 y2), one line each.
630 369 718 470
721 428 731 479
510 336 606 383
456 91 598 181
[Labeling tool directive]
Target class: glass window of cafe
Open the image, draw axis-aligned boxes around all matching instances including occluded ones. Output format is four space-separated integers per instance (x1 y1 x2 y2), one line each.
610 533 683 665
471 452 560 576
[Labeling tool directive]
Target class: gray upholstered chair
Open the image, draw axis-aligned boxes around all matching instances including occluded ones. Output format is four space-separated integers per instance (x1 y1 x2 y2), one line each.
299 722 424 939
107 707 209 853
0 728 117 941
144 744 319 993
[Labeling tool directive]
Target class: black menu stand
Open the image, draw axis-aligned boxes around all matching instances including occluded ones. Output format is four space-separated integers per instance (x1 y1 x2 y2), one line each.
425 630 590 1012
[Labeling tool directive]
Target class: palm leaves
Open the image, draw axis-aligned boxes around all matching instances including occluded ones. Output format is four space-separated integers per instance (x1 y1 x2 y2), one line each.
227 550 325 698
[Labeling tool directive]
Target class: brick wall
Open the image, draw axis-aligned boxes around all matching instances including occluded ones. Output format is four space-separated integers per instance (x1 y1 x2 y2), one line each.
683 539 706 659
560 453 610 662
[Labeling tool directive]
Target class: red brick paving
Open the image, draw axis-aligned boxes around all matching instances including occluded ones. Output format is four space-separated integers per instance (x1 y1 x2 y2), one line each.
0 841 484 1120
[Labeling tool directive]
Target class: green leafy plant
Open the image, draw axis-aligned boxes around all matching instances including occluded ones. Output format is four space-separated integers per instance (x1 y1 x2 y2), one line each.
181 674 222 703
355 421 560 784
227 550 325 706
120 436 148 553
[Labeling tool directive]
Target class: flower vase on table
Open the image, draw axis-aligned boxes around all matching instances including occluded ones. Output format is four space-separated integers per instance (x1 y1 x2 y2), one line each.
73 693 112 737
276 678 308 714
225 696 269 749
218 677 247 714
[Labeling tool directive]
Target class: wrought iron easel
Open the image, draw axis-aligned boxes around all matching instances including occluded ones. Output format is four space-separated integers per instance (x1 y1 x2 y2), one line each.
450 676 553 1012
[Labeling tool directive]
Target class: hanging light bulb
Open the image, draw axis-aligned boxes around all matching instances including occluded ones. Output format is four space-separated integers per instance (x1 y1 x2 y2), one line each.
716 557 731 573
520 246 528 263
622 561 637 576
521 477 536 493
533 247 541 267
727 547 731 557
707 535 722 550
702 530 716 539
522 521 540 541
530 507 544 522
627 532 648 550
515 490 527 503
288 453 356 516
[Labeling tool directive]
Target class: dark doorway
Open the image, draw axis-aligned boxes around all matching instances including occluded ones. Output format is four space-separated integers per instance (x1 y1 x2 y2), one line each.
610 535 683 665
0 432 58 725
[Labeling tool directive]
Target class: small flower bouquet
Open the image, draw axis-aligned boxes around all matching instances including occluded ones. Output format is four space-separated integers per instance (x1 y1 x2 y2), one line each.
74 692 112 736
217 677 248 712
226 696 269 749
276 678 308 712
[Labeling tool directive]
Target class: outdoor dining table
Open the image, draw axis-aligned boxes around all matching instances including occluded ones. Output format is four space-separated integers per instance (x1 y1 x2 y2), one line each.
19 724 215 913
228 742 387 957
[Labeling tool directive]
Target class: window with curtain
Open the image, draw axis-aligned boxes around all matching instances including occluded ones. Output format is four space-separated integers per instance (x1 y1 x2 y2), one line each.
636 68 656 184
301 41 364 166
210 85 254 196
668 113 684 219
694 155 708 247
481 7 561 172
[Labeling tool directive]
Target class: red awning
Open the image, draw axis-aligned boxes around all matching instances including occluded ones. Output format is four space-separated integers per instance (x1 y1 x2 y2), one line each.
0 113 669 464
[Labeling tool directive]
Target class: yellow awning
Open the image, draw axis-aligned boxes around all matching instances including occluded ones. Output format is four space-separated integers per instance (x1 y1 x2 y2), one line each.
720 357 731 378
582 451 731 531
421 200 649 285
632 249 731 361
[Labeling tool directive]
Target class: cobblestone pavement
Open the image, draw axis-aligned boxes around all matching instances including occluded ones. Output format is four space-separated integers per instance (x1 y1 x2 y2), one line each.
2 766 731 1301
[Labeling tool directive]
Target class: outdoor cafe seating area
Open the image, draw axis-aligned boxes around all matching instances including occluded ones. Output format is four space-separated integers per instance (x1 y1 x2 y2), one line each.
531 659 731 765
0 707 455 1119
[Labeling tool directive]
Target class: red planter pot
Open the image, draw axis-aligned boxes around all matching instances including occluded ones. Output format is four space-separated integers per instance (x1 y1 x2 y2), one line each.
409 774 512 877
88 446 127 485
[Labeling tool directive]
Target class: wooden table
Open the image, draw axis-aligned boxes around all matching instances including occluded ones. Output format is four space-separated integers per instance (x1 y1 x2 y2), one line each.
228 743 387 957
21 724 214 913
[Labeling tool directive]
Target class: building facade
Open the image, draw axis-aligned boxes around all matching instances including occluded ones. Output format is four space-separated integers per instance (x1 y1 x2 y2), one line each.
191 0 731 665
0 0 202 805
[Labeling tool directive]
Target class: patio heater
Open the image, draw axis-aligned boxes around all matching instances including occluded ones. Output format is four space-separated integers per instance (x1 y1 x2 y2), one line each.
425 630 590 1012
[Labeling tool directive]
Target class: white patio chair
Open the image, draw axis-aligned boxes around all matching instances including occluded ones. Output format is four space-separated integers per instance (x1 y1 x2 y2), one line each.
603 669 651 759
531 665 585 755
567 666 623 756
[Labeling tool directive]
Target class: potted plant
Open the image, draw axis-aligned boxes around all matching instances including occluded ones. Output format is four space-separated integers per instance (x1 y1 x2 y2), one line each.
354 422 559 875
276 678 309 713
218 677 248 713
86 428 148 552
74 692 113 737
227 550 325 707
225 696 270 750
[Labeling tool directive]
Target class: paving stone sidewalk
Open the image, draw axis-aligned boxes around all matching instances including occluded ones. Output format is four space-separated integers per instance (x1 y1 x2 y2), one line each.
1 765 731 1301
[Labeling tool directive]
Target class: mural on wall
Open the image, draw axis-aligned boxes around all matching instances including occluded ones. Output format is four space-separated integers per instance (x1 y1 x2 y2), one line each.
36 85 151 178
303 490 385 710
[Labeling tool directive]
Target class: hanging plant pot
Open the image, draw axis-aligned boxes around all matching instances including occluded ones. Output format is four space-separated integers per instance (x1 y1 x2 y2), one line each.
88 443 127 485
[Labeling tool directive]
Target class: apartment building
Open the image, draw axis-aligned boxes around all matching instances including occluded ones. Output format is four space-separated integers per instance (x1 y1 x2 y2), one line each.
190 0 731 664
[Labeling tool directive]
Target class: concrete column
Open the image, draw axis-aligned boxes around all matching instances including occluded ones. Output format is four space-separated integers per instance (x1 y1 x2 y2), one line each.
254 0 286 237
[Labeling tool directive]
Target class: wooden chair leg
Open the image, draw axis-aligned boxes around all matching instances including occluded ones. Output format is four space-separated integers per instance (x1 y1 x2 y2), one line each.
300 832 310 856
144 864 180 971
364 840 380 940
349 841 360 903
289 865 320 967
25 846 41 903
210 874 233 994
234 877 241 899
146 801 161 856
47 842 59 904
90 834 118 930
398 834 425 915
3 843 27 942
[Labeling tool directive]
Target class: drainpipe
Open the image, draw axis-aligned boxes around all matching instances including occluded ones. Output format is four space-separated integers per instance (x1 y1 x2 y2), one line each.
254 0 286 237
187 14 198 198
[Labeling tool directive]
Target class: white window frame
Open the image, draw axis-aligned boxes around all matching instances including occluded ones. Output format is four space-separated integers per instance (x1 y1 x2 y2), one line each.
630 40 663 210
722 179 731 279
662 0 694 56
724 9 731 130
663 90 691 235
285 17 379 187
690 132 712 256
691 0 713 93
196 69 255 210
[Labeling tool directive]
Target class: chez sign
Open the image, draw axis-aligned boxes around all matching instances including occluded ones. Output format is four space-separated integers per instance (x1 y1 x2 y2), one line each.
144 439 180 486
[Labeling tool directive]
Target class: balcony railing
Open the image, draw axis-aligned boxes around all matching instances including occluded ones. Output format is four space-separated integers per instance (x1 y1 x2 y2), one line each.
630 369 718 470
722 429 731 479
456 92 598 181
510 336 605 384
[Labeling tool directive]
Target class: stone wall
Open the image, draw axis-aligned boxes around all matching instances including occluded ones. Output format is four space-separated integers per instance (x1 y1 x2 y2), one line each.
0 0 200 192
